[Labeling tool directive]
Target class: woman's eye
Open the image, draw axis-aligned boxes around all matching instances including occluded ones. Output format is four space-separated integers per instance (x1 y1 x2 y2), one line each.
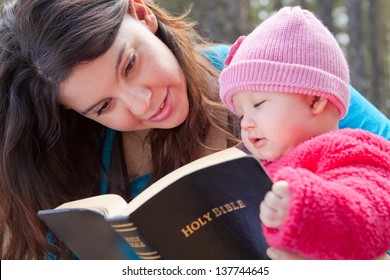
97 99 112 116
125 53 137 76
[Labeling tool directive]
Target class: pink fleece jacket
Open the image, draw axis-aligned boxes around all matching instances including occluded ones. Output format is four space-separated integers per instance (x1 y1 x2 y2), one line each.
263 128 390 259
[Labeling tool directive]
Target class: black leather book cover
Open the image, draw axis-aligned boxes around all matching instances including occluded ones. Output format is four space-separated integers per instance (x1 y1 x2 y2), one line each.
38 150 272 259
128 156 272 259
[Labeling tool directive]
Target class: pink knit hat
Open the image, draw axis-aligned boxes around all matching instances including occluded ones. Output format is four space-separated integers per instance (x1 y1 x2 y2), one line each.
219 6 350 119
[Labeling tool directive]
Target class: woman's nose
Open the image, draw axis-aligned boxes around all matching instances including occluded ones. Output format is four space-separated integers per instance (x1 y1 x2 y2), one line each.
121 88 152 117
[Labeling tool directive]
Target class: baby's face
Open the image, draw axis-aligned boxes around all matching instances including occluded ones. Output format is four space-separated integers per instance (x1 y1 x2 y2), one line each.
232 91 318 161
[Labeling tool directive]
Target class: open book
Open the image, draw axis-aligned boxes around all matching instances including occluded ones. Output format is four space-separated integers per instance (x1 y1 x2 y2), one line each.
38 147 273 260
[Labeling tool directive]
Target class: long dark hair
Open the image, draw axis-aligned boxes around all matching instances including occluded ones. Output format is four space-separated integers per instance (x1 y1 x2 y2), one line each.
0 0 127 259
0 0 238 259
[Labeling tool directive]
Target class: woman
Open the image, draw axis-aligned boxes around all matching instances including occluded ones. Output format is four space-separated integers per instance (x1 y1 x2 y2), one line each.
0 0 389 259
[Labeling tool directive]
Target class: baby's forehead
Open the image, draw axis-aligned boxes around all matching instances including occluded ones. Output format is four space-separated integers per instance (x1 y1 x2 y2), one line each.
232 90 310 109
232 91 277 102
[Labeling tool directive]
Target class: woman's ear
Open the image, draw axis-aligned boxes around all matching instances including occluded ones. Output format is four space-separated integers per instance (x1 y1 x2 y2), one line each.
310 96 328 115
128 0 158 33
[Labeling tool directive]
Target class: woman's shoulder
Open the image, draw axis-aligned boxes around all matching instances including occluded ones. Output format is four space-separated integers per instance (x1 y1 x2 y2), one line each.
341 85 390 141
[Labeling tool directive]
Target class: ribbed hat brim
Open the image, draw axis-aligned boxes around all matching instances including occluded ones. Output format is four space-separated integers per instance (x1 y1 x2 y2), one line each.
220 60 350 118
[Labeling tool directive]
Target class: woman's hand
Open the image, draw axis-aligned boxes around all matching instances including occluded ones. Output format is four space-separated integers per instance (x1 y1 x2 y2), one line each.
267 247 390 260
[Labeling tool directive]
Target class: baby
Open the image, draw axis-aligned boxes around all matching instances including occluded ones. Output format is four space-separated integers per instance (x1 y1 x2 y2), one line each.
219 6 390 259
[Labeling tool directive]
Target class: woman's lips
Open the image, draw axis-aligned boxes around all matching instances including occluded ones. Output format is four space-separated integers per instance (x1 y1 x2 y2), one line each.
149 90 173 122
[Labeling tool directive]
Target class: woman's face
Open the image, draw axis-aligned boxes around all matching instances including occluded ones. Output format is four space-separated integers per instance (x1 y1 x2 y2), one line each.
59 15 188 131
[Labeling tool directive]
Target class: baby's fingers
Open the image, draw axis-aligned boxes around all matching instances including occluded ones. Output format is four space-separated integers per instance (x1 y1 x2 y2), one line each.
272 180 291 201
263 181 290 210
260 201 283 228
259 181 291 228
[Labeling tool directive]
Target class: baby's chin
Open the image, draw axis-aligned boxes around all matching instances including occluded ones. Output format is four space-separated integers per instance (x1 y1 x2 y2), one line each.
255 150 289 162
250 152 272 162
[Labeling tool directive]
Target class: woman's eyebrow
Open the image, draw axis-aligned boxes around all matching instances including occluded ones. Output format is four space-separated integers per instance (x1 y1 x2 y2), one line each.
115 42 127 82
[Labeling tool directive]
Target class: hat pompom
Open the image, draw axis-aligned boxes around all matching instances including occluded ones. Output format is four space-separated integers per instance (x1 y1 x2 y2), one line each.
225 36 246 66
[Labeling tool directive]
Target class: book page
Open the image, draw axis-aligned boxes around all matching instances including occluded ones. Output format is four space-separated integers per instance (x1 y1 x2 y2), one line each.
56 194 129 217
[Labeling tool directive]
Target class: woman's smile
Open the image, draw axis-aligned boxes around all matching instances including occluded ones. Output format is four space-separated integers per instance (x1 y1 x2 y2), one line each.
148 89 173 122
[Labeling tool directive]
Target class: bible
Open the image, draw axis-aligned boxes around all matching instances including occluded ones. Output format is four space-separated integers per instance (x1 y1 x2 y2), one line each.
38 147 273 260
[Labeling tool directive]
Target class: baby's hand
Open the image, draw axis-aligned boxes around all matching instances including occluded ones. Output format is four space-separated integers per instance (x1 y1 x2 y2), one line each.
260 180 291 228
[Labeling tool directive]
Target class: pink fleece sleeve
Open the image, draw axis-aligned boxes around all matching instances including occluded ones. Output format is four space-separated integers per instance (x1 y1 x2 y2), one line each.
263 166 390 259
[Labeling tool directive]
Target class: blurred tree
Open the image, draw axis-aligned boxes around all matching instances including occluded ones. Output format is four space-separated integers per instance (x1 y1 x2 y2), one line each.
191 0 250 43
154 0 191 14
316 0 334 33
347 0 366 95
367 0 381 107
298 0 308 9
156 0 251 43
373 0 388 114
